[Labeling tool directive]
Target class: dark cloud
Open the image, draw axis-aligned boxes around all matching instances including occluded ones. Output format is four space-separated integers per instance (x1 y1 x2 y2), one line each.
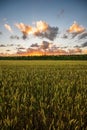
74 45 81 48
61 46 68 49
62 30 86 40
22 30 30 40
62 34 68 39
81 42 87 47
6 49 10 52
16 46 27 54
62 31 81 40
0 44 6 47
78 32 87 39
45 26 58 41
0 32 2 35
10 35 20 40
30 43 39 48
17 50 24 55
35 26 58 41
8 44 14 46
30 41 52 50
40 41 52 50
22 34 27 40
17 47 26 50
70 32 80 38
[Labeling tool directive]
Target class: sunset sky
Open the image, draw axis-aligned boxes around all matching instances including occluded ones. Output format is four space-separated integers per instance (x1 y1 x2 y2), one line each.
0 0 87 55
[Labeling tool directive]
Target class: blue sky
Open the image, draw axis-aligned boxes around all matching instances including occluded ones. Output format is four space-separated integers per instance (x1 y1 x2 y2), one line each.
0 0 87 55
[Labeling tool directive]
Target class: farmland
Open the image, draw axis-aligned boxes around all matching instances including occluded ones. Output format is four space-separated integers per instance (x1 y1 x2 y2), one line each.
0 60 87 130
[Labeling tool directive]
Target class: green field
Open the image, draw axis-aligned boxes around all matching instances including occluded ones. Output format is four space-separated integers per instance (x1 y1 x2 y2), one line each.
0 60 87 130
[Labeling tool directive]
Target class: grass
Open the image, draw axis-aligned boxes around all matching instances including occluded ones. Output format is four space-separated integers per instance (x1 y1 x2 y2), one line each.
0 60 87 130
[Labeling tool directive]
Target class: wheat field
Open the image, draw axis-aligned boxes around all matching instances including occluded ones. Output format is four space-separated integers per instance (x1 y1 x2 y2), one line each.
0 60 87 130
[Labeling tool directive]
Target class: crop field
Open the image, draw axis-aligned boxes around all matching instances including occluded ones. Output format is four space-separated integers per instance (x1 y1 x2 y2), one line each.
0 60 87 130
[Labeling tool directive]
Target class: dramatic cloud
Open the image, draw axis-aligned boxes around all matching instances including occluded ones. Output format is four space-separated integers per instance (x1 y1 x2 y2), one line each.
10 35 20 40
32 21 58 41
4 24 13 32
35 26 58 41
15 21 58 40
81 42 87 47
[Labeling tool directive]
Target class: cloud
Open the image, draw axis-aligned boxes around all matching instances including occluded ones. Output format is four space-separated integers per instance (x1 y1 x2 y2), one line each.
32 21 58 41
17 47 26 50
0 32 2 35
57 9 64 18
15 21 58 40
68 21 85 34
6 49 10 52
3 18 7 21
15 23 32 39
16 47 68 56
10 35 20 40
61 34 68 39
81 42 87 47
62 21 86 39
68 48 82 54
82 49 87 54
30 43 39 48
0 44 6 47
4 24 13 32
35 26 58 41
7 44 14 47
67 21 86 38
40 41 52 50
74 45 81 48
78 32 87 39
30 41 52 50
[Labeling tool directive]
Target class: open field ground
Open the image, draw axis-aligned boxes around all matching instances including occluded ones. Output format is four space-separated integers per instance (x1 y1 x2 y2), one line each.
0 60 87 130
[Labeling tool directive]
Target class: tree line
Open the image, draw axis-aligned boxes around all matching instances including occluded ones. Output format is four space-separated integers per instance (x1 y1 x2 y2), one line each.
0 54 87 60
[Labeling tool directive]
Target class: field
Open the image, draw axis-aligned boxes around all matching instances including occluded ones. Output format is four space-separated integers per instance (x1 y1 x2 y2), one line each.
0 60 87 130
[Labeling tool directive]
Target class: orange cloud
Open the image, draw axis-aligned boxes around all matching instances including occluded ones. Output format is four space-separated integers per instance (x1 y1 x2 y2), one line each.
15 21 49 38
82 49 87 54
4 24 13 32
15 23 32 34
68 48 82 54
68 21 85 33
35 21 48 32
15 23 33 39
15 21 58 40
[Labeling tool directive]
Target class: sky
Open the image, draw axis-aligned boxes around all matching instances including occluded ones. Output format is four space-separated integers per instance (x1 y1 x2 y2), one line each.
0 0 87 55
